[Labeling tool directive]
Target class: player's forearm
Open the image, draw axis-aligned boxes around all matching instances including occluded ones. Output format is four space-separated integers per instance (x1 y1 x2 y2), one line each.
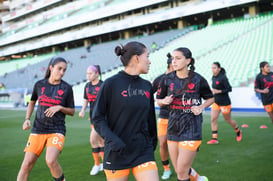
25 101 36 120
200 97 214 109
255 88 265 94
60 106 75 116
81 99 88 112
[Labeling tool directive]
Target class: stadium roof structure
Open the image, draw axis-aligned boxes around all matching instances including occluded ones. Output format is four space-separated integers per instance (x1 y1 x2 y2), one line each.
0 0 258 57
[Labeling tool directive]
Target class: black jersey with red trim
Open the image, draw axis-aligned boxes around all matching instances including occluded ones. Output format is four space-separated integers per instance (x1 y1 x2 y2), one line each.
31 79 74 135
255 72 273 105
152 74 169 119
83 80 103 123
92 71 157 170
212 73 232 106
157 71 213 141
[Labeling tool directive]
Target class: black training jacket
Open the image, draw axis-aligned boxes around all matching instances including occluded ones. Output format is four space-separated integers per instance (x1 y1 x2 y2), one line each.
92 71 157 170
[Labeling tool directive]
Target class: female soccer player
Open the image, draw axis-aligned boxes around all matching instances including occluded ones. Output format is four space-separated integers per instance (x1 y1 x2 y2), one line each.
255 61 273 123
79 65 104 175
92 41 159 181
157 47 214 181
17 57 75 181
207 62 242 144
152 53 173 180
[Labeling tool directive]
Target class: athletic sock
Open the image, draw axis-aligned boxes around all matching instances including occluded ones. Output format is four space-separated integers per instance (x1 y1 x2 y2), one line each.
189 167 200 181
99 147 104 161
92 147 100 166
162 160 170 171
235 127 240 136
178 179 190 181
212 130 218 140
54 173 65 181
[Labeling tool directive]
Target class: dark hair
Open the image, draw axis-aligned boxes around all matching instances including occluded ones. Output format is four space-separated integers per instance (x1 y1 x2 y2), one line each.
213 61 226 75
94 65 101 79
259 61 268 72
167 52 172 68
115 41 146 66
45 57 67 79
174 47 195 92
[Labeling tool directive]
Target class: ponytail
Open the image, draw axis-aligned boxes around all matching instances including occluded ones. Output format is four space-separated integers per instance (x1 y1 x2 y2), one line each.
181 57 195 91
95 65 102 80
174 47 195 94
87 65 102 80
45 57 67 79
213 61 226 75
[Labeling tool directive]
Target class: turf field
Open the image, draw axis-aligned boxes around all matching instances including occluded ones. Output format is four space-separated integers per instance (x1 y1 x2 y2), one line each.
0 109 272 181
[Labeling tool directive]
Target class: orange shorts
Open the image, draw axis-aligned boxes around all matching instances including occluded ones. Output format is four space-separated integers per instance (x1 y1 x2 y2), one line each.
157 118 168 136
211 103 231 114
24 133 65 156
168 140 202 151
104 161 158 179
264 103 273 112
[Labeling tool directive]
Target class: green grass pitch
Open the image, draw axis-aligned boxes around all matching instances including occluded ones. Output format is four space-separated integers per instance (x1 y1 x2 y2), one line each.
0 109 272 181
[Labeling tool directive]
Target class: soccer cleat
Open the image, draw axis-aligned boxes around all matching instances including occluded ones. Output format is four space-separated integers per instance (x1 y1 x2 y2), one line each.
161 170 172 180
99 163 103 171
236 130 242 142
90 165 101 175
199 176 208 181
207 139 219 144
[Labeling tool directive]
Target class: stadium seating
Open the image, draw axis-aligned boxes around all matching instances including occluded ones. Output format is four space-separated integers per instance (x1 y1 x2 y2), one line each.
141 12 273 87
0 11 272 95
0 28 192 91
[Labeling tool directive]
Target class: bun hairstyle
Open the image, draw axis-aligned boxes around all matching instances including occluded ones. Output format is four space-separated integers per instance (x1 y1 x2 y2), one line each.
167 52 172 64
115 41 146 66
213 61 226 75
45 57 67 79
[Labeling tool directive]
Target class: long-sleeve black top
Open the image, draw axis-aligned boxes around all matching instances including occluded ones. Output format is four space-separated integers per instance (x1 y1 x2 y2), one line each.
212 73 232 106
255 72 273 105
152 73 169 119
92 71 157 170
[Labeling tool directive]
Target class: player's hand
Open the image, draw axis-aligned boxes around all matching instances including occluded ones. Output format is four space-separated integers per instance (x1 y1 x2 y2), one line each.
44 105 61 117
191 106 203 115
263 88 269 94
79 110 85 118
23 119 31 130
162 95 174 105
212 89 221 94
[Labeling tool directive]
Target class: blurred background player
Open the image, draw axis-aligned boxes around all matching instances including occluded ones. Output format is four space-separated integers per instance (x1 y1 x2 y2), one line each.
79 65 104 175
157 47 214 181
17 57 75 181
207 62 242 144
92 41 159 181
254 61 273 123
152 52 173 180
0 82 6 90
